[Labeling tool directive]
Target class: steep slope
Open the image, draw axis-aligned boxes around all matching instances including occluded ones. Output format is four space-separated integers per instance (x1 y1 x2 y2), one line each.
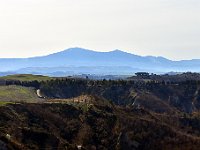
38 78 200 113
1 98 200 150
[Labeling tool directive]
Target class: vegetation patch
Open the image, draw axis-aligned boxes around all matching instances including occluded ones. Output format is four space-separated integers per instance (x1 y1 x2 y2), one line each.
0 101 15 106
0 85 40 103
0 74 52 81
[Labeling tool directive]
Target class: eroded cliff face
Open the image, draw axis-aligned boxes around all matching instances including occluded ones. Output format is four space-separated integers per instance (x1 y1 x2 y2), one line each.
40 79 200 113
1 96 200 150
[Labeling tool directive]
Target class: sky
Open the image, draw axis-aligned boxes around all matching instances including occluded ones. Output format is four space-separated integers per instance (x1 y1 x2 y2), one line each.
0 0 200 60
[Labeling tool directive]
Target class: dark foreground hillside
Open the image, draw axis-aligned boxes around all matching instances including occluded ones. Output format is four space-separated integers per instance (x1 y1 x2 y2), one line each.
1 96 200 150
2 75 200 149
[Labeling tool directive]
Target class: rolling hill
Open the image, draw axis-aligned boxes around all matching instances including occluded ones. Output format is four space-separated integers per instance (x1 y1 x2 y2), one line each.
0 74 52 81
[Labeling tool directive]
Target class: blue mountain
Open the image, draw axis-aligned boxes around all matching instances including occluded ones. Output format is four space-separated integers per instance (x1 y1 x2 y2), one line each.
0 47 199 75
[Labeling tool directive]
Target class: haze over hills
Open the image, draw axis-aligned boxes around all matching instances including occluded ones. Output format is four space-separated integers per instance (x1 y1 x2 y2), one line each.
0 47 200 76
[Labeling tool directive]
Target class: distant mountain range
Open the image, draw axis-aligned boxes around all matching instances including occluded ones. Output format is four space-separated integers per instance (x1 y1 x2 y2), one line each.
0 47 200 76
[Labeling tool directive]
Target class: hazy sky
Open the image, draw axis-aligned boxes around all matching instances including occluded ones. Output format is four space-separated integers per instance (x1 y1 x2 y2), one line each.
0 0 200 60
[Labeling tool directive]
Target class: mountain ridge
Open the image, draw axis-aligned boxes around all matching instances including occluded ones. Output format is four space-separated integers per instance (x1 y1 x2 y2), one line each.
0 47 200 75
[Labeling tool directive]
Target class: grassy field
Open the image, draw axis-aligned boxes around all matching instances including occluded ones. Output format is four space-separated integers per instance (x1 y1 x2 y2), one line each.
0 101 16 106
0 85 41 103
0 74 52 81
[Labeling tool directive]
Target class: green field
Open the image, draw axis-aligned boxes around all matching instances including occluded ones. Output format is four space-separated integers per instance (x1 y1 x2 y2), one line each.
0 74 52 81
0 85 41 103
0 101 16 106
